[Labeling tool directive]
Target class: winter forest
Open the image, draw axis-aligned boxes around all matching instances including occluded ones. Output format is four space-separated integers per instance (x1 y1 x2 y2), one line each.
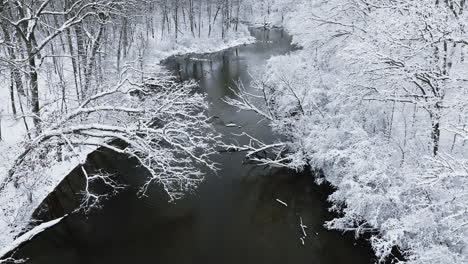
0 0 467 263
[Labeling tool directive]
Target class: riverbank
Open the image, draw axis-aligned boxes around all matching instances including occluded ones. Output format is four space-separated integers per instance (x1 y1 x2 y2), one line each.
0 24 255 261
247 3 468 264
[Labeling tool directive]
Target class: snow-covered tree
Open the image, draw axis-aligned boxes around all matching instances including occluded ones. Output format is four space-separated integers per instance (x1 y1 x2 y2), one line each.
1 65 221 206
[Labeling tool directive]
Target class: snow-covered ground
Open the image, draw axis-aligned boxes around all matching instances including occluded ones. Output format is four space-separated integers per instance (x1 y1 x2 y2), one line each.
0 216 66 262
0 24 254 260
149 26 255 61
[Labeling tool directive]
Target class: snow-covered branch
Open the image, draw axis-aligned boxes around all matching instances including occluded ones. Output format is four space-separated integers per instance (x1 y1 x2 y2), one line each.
223 81 274 121
2 67 221 206
223 132 289 167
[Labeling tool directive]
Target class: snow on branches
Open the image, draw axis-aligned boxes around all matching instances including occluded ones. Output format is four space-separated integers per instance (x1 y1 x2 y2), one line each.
1 65 221 214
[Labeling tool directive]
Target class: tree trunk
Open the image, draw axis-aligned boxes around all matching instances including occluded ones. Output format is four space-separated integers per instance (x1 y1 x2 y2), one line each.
84 21 106 96
174 0 179 41
198 0 202 38
65 0 81 102
189 0 195 37
0 7 25 96
9 74 17 116
432 120 440 156
75 24 86 95
25 38 41 133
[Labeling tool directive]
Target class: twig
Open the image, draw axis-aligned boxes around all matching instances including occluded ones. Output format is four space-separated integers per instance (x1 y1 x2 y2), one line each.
276 198 288 207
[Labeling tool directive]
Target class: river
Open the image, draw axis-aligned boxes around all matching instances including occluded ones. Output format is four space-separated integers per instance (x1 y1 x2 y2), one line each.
12 28 374 264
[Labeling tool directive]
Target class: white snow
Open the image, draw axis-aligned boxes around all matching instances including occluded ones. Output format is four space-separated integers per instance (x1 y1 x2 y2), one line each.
0 216 66 261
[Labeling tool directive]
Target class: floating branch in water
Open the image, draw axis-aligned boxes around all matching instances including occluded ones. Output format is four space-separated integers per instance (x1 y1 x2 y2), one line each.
222 132 290 168
276 198 288 207
300 216 308 237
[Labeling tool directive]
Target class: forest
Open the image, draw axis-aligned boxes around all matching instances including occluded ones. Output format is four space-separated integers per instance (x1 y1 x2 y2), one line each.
0 0 467 263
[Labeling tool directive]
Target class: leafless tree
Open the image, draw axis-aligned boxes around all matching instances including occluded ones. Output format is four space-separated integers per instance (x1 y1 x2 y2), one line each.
1 66 221 207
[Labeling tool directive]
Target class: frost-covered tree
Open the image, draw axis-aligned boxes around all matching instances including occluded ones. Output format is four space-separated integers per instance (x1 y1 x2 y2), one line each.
1 65 221 201
0 0 126 132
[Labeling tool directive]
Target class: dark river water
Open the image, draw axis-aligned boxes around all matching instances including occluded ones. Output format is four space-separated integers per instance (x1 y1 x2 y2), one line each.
11 28 375 264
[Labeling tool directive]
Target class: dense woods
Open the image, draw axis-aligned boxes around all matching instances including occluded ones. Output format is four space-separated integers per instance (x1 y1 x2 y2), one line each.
0 0 253 135
227 0 468 263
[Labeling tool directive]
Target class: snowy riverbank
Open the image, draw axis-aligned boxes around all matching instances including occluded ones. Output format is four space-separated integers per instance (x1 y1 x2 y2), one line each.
240 2 468 264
